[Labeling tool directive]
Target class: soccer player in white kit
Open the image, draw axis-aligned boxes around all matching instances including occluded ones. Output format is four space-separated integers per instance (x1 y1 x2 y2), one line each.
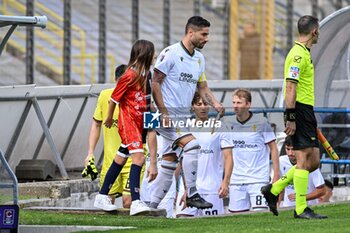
279 136 325 208
176 92 233 217
227 89 280 212
149 16 224 210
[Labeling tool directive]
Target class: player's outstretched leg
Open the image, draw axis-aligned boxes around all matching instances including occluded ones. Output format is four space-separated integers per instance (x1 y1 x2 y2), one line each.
182 139 212 209
261 165 297 216
260 184 279 216
94 160 124 211
293 169 327 219
294 207 328 219
186 193 213 209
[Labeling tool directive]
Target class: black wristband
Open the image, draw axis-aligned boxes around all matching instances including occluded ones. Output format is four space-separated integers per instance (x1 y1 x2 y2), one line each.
284 108 296 122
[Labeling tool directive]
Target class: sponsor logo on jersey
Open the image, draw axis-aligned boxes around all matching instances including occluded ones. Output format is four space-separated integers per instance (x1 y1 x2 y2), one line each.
293 56 302 63
232 140 259 149
289 66 300 79
200 149 214 154
179 72 197 84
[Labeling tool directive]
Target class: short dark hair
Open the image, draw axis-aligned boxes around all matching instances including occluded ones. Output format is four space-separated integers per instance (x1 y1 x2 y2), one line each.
114 64 127 81
324 180 334 190
185 16 210 34
285 136 293 147
297 15 319 35
192 91 201 105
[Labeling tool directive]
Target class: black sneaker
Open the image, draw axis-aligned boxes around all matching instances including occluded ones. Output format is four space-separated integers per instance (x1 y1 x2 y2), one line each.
186 193 213 209
261 184 279 216
294 207 328 219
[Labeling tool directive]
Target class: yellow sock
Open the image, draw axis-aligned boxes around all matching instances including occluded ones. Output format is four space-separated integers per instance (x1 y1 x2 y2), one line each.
271 165 296 196
294 169 309 215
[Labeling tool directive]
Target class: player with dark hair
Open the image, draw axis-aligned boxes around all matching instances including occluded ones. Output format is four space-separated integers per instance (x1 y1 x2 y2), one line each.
94 39 156 216
278 136 326 208
149 16 224 210
261 15 327 219
84 64 134 207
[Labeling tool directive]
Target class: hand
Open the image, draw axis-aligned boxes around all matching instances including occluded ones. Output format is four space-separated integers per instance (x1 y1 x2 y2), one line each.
284 121 296 135
147 163 158 182
84 154 94 167
104 117 114 128
288 193 296 201
218 182 229 198
179 190 187 210
214 103 225 118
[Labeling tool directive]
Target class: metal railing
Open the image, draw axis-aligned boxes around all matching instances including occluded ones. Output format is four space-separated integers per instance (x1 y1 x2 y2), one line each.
0 0 106 84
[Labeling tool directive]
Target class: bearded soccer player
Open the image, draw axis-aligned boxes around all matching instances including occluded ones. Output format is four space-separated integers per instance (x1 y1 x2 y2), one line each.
149 16 224 210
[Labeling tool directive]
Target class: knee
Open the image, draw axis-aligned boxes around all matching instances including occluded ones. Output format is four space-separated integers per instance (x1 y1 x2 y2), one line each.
162 153 178 162
308 159 320 172
182 139 201 152
132 154 145 166
114 155 127 165
161 159 178 170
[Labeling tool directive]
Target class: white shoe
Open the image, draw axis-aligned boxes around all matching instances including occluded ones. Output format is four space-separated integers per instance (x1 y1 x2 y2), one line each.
94 194 118 211
130 200 152 216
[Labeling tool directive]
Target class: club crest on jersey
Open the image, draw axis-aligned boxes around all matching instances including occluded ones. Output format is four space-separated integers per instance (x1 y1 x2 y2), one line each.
252 124 257 132
198 58 201 67
289 66 300 79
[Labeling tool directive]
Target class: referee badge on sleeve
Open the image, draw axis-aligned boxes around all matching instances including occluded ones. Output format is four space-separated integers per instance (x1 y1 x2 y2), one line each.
289 66 300 79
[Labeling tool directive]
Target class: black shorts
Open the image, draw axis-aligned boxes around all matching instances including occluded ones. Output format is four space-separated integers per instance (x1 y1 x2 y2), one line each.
292 102 319 150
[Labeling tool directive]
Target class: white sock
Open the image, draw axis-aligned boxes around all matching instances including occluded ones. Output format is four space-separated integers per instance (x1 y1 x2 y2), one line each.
182 148 199 197
149 160 176 207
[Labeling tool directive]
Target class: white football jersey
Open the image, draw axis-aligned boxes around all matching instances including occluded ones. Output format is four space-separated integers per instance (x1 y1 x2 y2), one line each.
154 42 206 112
227 113 276 184
279 155 325 207
193 130 233 195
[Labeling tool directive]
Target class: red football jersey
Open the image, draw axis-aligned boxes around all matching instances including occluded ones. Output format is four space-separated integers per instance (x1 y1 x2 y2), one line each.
110 69 146 153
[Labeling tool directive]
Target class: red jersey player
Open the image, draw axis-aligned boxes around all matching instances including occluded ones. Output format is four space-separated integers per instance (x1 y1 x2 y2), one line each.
94 39 156 216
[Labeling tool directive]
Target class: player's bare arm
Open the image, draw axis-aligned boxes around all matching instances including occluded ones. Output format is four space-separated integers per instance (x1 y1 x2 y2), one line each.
277 190 285 207
268 141 280 183
85 119 102 166
197 81 225 116
151 69 167 114
305 185 326 201
104 100 116 128
284 80 297 135
151 69 172 127
147 130 158 182
219 147 233 198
